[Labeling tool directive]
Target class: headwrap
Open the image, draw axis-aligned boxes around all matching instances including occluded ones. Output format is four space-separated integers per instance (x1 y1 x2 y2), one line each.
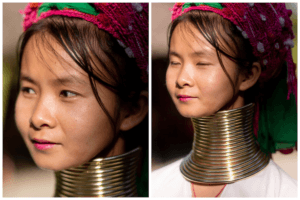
170 3 297 154
20 3 148 83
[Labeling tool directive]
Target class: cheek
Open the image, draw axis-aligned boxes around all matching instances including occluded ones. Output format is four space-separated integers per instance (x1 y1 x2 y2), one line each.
60 100 115 156
15 95 31 137
202 69 232 99
206 73 222 95
166 67 175 94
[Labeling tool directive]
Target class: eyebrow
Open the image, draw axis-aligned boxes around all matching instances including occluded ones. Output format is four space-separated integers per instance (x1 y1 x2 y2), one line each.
20 73 87 86
192 51 208 56
52 76 87 86
169 51 182 59
169 50 213 58
20 75 36 84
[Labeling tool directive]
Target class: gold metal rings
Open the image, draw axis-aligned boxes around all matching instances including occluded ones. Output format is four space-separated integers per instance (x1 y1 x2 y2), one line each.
180 103 270 184
55 147 141 197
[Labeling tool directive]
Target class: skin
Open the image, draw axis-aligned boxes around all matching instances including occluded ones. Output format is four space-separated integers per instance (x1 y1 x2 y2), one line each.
166 22 261 118
15 35 148 171
166 22 261 197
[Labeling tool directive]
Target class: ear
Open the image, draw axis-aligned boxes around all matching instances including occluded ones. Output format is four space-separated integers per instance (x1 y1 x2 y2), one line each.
119 90 148 131
239 62 261 91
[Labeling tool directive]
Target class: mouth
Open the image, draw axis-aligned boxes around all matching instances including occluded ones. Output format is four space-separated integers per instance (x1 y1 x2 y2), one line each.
177 95 196 102
32 138 58 150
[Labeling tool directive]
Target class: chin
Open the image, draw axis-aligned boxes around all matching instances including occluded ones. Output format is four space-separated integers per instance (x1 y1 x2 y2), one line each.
34 160 61 171
31 154 79 171
177 107 215 118
33 158 66 171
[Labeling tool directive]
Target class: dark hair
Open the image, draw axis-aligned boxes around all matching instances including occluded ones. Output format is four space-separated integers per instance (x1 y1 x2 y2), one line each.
17 15 147 134
168 10 263 104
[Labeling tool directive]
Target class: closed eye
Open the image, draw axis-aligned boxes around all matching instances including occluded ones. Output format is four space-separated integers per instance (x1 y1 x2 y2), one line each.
169 61 181 66
196 63 210 66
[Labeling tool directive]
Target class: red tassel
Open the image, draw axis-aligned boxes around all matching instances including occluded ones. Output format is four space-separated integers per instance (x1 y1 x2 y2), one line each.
279 148 294 154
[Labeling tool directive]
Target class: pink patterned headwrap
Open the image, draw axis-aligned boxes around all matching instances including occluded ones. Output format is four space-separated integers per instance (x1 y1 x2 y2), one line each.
171 3 297 137
20 3 148 83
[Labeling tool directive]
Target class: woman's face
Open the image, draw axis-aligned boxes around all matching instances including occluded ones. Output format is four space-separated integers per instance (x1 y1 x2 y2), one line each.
166 22 244 118
15 35 123 171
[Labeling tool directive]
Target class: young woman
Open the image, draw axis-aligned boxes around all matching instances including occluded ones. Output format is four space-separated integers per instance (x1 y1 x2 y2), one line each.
15 3 148 197
152 3 297 197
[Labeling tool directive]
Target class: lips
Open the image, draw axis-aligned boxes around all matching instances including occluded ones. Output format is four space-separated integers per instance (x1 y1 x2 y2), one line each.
177 94 197 102
32 138 57 150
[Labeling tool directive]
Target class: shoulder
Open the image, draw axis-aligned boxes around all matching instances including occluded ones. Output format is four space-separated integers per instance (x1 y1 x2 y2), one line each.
267 159 297 197
221 159 297 197
151 158 191 197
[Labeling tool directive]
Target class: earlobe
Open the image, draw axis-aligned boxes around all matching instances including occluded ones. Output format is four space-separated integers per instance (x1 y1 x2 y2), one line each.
239 62 261 91
119 91 148 131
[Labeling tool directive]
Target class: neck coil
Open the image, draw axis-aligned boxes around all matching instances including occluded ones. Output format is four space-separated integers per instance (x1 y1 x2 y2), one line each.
55 147 141 197
180 103 270 184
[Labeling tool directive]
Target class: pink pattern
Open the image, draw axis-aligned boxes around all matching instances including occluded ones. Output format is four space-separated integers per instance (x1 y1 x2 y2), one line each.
20 3 148 83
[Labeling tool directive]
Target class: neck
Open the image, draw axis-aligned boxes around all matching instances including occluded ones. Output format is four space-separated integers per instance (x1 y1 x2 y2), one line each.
180 103 270 184
54 147 141 197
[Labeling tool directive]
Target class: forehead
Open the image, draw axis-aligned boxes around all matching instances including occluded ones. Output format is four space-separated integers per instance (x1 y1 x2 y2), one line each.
170 21 236 57
170 22 215 53
21 34 88 81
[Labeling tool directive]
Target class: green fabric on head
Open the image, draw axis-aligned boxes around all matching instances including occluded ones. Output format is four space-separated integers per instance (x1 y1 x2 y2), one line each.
257 63 297 154
275 143 296 150
182 3 223 11
38 3 99 17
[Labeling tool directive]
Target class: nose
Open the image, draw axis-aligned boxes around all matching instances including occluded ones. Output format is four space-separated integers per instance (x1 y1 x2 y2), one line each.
176 65 194 88
30 96 57 130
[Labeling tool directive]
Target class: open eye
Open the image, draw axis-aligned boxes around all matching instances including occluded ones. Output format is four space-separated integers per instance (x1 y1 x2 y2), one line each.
21 87 35 94
60 90 77 98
